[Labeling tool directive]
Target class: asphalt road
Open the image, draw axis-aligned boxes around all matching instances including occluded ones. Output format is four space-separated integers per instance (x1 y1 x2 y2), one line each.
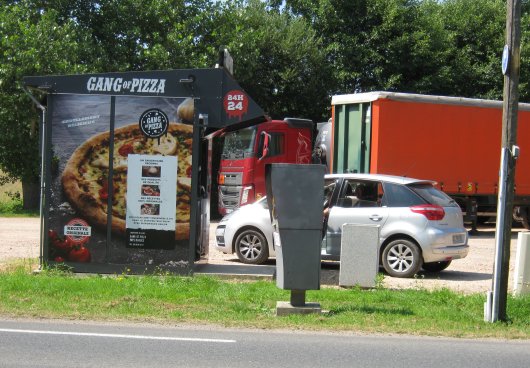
0 319 529 368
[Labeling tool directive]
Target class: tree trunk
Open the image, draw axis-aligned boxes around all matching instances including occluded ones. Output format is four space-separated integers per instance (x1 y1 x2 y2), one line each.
22 180 40 210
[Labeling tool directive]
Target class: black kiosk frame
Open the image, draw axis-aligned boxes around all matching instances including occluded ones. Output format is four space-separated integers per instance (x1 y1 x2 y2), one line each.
24 67 266 274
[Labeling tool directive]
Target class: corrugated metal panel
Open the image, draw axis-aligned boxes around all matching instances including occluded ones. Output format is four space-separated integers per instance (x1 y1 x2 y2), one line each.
332 103 371 174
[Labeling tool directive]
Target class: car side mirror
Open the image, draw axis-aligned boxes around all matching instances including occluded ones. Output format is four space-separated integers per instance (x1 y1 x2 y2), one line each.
259 131 271 160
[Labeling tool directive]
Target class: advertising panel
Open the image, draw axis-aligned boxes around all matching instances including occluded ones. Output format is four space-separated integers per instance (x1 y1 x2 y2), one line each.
24 68 268 274
46 94 193 271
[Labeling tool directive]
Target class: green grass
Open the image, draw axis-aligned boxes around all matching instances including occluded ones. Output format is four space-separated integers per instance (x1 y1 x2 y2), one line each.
0 263 529 339
0 173 38 216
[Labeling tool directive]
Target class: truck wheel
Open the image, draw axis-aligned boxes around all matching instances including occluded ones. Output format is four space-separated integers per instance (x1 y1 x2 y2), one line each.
234 229 269 265
422 260 452 273
381 239 422 278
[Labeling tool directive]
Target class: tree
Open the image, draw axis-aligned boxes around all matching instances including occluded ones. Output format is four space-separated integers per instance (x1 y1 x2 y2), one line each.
282 0 524 101
0 0 223 209
436 0 506 99
0 2 92 209
517 0 530 101
35 0 225 71
281 0 447 93
212 0 334 122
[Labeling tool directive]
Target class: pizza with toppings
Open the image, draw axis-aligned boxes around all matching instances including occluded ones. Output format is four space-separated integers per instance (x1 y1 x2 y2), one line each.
61 123 193 240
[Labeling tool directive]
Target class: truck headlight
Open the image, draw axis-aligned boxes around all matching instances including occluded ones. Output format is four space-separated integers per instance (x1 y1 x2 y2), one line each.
241 186 254 205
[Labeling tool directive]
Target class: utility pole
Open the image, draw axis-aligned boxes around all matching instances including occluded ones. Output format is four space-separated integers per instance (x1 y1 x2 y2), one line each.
490 0 521 323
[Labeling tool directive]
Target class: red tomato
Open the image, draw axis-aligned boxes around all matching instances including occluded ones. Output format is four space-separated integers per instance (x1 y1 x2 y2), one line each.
68 246 91 263
48 229 58 240
99 187 109 200
53 237 74 253
118 143 134 157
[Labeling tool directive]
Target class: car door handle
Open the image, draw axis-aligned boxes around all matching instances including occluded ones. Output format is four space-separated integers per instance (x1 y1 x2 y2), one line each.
369 215 383 222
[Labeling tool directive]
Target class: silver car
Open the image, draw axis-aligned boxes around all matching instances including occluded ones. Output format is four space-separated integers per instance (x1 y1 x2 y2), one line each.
215 173 469 278
215 197 276 265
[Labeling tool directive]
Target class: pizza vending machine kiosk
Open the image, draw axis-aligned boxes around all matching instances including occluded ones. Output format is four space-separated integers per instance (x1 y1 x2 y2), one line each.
23 68 266 274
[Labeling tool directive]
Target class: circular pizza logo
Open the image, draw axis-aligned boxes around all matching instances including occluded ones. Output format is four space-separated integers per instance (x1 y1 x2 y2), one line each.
64 218 91 245
139 109 169 138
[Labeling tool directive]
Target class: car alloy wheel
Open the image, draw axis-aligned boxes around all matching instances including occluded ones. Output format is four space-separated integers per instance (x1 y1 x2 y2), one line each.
382 239 422 278
234 229 269 265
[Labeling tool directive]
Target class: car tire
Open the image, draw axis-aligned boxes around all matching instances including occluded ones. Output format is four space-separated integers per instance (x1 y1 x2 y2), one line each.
234 229 269 265
381 239 422 278
422 260 452 273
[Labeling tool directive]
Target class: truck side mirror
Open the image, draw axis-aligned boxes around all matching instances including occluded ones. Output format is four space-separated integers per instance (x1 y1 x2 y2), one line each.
259 131 271 160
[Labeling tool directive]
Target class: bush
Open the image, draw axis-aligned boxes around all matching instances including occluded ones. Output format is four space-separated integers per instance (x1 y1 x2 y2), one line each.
0 191 23 212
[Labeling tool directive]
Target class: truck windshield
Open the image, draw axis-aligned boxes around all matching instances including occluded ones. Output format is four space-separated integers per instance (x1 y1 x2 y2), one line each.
222 127 257 159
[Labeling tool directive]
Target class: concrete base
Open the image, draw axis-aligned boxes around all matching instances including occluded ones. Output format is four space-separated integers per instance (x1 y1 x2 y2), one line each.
276 301 321 316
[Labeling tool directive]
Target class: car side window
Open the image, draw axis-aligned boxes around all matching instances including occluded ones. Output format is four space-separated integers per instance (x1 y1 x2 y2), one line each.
382 182 426 207
338 180 382 208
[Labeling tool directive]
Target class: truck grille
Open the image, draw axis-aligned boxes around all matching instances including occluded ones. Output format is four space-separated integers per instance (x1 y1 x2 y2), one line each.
219 185 243 210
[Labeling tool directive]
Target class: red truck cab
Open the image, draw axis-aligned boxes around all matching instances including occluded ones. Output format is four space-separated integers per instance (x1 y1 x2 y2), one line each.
218 118 314 215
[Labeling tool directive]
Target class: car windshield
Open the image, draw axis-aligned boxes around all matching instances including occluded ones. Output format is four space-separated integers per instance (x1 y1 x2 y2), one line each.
221 127 257 159
409 184 458 207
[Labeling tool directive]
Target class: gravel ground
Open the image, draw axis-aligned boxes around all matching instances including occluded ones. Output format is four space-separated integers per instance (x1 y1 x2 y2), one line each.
0 217 525 295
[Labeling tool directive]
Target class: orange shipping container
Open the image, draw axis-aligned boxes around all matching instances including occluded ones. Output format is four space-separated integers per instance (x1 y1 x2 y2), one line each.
331 92 530 228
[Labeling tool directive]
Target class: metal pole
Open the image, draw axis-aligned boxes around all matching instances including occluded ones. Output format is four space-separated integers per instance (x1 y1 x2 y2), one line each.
38 107 46 267
488 0 521 322
491 148 509 322
21 86 47 267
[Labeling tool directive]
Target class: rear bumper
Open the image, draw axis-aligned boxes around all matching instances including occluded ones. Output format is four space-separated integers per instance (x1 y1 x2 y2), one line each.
426 244 470 262
422 228 469 263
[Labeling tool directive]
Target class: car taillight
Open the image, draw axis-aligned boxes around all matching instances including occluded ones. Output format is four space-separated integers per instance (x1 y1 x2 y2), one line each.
410 204 445 220
218 174 225 185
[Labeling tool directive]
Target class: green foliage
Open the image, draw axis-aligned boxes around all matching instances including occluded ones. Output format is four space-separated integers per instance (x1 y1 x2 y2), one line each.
0 1 92 192
45 0 223 71
438 0 506 99
284 0 523 99
215 0 333 121
519 3 530 101
0 191 23 213
0 174 38 215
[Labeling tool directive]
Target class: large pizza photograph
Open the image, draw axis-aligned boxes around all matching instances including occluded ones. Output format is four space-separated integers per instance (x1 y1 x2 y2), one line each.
47 94 194 266
60 122 193 239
